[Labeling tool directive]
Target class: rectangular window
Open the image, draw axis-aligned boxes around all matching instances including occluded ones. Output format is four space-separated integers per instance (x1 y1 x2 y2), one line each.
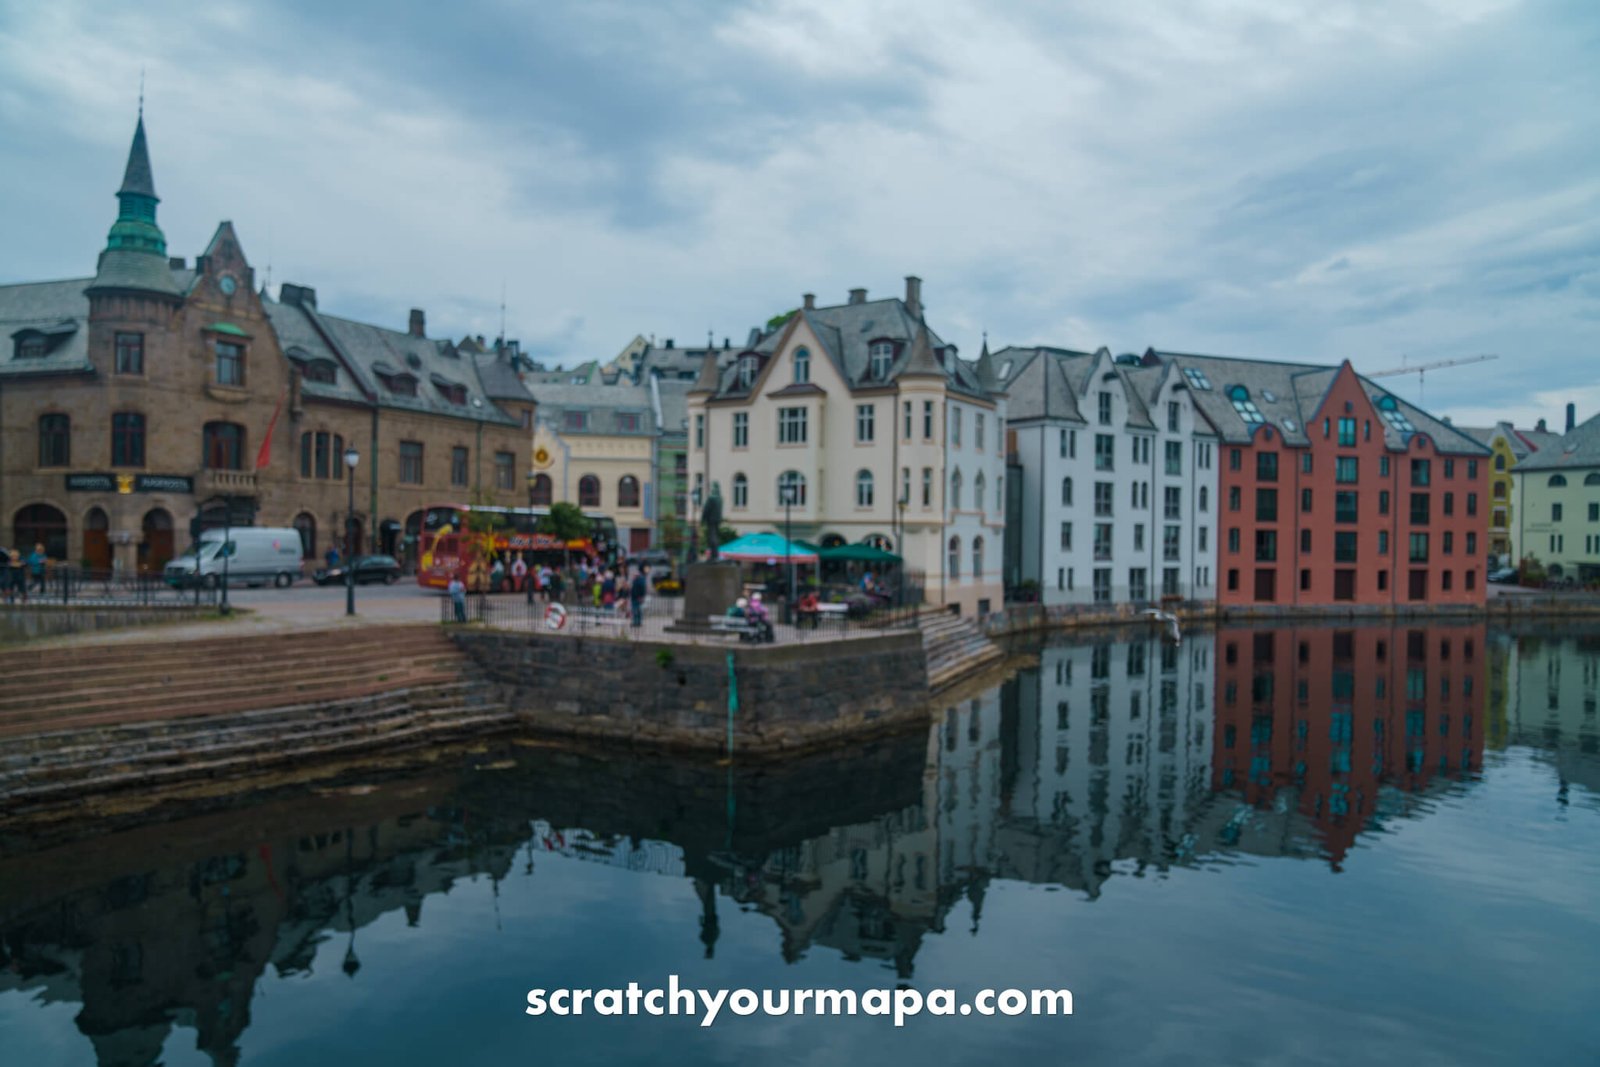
778 407 807 444
1466 569 1477 591
1591 503 1600 523
975 413 985 451
1444 458 1455 479
1129 567 1148 601
1164 440 1182 476
451 447 469 487
111 412 145 467
615 412 640 432
1060 428 1075 458
1302 453 1313 474
1411 459 1431 486
1257 452 1278 482
1379 530 1389 555
1094 481 1114 517
1301 488 1313 513
1255 529 1277 562
694 414 704 448
1167 401 1180 432
1334 569 1355 601
1467 532 1477 555
733 412 749 448
1134 523 1145 551
1379 490 1391 516
1199 526 1208 551
114 332 144 375
1336 456 1358 483
1229 448 1241 471
495 452 515 490
1164 524 1181 561
1228 528 1240 553
1467 493 1478 517
38 414 70 467
1337 417 1357 446
399 441 424 484
1409 532 1429 562
1256 488 1278 522
1094 433 1115 471
922 468 932 507
1098 392 1113 425
1335 491 1358 523
1301 529 1311 553
904 401 913 440
951 407 962 447
1335 531 1358 562
1380 455 1391 477
1229 486 1241 511
1227 568 1239 591
1443 531 1454 555
1060 522 1072 551
1468 459 1478 479
566 410 590 432
855 404 875 443
923 401 934 440
1410 493 1430 524
1093 567 1112 604
1443 491 1454 516
1093 523 1113 561
215 341 245 386
1164 486 1181 520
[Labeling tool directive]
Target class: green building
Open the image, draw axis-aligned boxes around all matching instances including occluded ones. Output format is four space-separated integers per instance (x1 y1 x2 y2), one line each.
1514 407 1600 583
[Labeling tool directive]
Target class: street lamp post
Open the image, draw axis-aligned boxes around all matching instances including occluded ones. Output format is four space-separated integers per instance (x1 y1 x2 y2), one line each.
344 446 360 616
524 471 536 604
781 483 797 616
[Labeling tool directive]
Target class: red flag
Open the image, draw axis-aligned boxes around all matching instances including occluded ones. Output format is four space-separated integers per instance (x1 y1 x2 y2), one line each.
256 385 287 470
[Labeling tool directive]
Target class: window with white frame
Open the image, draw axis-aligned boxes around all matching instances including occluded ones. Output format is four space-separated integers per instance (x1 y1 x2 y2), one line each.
856 469 874 508
856 404 875 443
975 472 986 513
733 473 748 508
922 468 932 507
975 413 986 451
737 356 758 390
777 470 806 507
972 536 984 577
733 412 748 448
1062 477 1073 506
951 407 962 447
793 347 810 384
948 536 961 579
1098 392 1112 425
950 468 963 510
778 407 807 444
869 341 894 380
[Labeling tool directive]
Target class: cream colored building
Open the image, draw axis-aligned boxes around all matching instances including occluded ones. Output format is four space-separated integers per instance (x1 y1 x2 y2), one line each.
686 277 1007 616
526 382 657 553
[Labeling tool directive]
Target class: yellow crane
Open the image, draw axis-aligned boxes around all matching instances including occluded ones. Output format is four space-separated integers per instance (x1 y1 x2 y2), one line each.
1366 354 1498 407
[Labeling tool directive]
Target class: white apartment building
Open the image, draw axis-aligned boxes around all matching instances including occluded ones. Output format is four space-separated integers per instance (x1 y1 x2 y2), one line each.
997 347 1218 606
686 277 1006 616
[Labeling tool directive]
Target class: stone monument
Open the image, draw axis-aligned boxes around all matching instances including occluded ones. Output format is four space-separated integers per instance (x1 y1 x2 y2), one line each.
675 482 741 631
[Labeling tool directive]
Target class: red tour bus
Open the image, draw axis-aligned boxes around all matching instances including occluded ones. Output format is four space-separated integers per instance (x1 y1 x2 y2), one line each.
415 503 619 590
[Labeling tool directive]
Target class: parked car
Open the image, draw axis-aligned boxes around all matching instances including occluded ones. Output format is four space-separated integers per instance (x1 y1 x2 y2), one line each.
1487 567 1519 584
314 554 402 586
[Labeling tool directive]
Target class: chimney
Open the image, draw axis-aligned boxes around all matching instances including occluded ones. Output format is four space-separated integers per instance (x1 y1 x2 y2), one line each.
408 308 426 337
168 256 185 269
280 283 317 309
848 288 867 305
723 337 730 349
803 293 815 310
1567 403 1576 433
905 275 922 319
1536 418 1547 433
666 338 674 348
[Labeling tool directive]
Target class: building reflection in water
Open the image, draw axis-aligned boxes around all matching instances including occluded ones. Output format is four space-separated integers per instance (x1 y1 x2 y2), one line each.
1 621 1579 1065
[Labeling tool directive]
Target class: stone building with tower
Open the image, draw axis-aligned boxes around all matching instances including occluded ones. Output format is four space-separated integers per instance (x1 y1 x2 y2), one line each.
0 113 529 575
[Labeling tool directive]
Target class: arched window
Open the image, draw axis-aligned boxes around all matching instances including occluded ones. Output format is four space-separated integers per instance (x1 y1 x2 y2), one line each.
140 508 174 573
1548 474 1568 487
856 469 874 508
38 413 70 467
948 535 961 579
579 475 601 508
869 341 894 380
529 473 553 506
1062 477 1073 506
14 503 67 560
203 421 246 470
1586 473 1600 486
732 473 748 508
975 472 986 513
293 513 317 559
972 536 984 577
777 470 806 508
1494 454 1506 471
83 506 110 574
617 475 641 508
793 347 810 384
950 468 963 510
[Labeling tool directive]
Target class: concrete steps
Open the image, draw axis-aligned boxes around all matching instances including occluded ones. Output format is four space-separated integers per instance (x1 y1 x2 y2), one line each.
917 607 1006 691
0 624 517 810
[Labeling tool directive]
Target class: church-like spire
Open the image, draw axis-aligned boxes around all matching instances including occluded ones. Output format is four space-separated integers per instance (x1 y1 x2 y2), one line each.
89 110 180 298
899 318 946 378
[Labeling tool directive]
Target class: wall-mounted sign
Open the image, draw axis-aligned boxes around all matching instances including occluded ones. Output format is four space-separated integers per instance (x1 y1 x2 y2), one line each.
64 473 194 494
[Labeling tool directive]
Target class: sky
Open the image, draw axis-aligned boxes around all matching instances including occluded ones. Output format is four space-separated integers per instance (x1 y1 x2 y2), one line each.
1 0 1596 428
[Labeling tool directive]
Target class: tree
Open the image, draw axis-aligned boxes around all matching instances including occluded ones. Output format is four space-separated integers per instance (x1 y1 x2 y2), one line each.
765 308 798 332
537 501 590 568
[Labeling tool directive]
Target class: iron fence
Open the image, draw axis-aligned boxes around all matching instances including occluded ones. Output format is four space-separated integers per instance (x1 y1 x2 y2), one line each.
0 568 219 609
440 588 920 644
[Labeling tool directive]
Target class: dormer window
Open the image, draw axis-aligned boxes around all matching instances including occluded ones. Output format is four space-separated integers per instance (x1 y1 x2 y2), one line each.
433 377 467 405
869 341 894 380
1227 384 1264 425
564 410 589 432
381 373 418 397
303 359 337 385
737 354 759 390
1377 394 1415 433
16 334 45 359
793 347 810 384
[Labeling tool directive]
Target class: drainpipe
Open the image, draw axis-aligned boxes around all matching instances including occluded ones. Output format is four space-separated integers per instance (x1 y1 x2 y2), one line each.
368 407 379 556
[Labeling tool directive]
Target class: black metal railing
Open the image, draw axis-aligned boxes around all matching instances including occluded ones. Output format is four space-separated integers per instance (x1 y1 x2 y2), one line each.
0 568 219 608
440 588 919 643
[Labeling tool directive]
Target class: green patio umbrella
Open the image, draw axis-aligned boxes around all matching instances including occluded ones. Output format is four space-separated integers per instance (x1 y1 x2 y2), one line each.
817 543 903 564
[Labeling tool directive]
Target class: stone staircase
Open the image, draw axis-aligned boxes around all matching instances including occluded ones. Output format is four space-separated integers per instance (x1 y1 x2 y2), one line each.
917 606 1006 692
0 625 515 811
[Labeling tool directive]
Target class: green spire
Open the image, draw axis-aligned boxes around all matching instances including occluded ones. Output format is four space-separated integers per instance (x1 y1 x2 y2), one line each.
105 115 166 257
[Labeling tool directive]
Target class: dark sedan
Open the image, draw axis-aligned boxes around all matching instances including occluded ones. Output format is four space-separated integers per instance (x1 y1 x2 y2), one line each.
313 554 402 586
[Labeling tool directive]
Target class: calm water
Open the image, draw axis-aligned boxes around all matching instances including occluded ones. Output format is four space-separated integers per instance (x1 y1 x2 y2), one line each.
3 621 1598 1066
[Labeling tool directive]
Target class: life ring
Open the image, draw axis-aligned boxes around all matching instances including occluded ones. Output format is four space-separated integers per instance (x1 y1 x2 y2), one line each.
544 602 567 630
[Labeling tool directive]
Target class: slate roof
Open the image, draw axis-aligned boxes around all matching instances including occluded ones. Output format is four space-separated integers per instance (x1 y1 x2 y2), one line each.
1458 422 1564 460
655 378 691 437
0 278 94 378
528 381 655 436
265 292 517 425
1514 412 1600 471
699 295 998 402
119 117 157 199
988 346 1093 422
88 249 183 297
1143 349 1489 455
635 343 719 383
473 349 535 404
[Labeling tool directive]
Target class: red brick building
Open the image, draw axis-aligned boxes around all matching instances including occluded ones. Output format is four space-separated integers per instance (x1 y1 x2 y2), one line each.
1210 623 1487 867
1148 354 1490 607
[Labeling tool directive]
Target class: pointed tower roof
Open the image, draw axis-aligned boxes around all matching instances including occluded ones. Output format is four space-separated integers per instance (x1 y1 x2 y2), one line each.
898 318 945 379
118 116 158 199
89 112 180 299
974 332 999 390
687 345 723 394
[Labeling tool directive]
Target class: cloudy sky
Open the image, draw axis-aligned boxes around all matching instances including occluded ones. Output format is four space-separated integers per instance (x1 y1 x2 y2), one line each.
1 0 1595 426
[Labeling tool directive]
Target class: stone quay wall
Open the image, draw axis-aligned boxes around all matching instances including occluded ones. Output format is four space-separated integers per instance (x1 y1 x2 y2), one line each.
0 605 213 646
449 630 931 756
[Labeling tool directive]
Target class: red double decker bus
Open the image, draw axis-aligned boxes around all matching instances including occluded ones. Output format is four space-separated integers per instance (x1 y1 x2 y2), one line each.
415 503 618 590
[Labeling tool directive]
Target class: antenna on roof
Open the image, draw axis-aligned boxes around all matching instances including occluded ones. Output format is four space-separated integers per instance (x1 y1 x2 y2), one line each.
138 67 144 119
499 280 507 343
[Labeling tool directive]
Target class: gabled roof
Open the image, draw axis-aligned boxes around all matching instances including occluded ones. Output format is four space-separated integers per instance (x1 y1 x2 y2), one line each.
1515 411 1600 471
528 381 656 435
473 349 534 404
0 278 93 377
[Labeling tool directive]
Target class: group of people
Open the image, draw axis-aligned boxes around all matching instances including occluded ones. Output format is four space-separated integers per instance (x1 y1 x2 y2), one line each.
0 544 50 603
449 554 653 628
724 592 776 642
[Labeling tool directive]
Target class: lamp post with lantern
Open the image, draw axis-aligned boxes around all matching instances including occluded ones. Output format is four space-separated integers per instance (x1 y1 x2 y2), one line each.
344 445 360 616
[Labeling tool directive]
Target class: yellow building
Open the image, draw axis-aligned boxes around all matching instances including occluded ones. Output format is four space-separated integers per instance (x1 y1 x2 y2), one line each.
526 382 657 553
1462 420 1564 564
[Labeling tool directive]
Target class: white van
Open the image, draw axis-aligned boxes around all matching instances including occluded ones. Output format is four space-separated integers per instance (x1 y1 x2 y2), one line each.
164 527 305 588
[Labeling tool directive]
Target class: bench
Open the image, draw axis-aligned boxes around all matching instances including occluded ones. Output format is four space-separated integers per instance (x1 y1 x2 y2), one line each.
572 608 627 627
708 615 768 641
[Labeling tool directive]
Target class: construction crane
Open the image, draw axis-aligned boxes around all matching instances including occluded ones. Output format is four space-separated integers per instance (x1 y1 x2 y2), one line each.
1367 354 1498 407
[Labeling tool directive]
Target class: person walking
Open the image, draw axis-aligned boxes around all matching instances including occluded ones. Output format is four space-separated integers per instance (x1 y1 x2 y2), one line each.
447 573 467 623
0 548 13 605
510 552 528 593
630 565 648 628
27 543 47 595
10 546 29 603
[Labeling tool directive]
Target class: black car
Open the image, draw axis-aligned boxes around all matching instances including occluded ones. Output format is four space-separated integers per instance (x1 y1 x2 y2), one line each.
314 554 402 586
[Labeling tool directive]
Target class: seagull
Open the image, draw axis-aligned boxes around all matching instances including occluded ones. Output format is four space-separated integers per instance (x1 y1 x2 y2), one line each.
1142 608 1181 644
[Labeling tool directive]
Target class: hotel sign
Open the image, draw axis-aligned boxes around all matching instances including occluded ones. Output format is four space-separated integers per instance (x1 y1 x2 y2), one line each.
65 473 194 494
